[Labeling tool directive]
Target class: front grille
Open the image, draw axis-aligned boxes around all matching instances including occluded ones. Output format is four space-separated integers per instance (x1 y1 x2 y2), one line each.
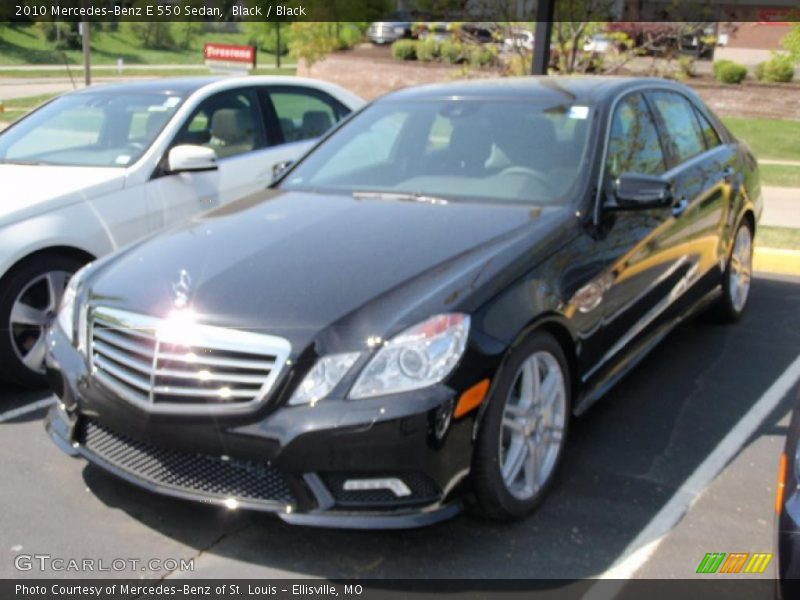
79 418 295 507
90 307 291 413
322 472 441 509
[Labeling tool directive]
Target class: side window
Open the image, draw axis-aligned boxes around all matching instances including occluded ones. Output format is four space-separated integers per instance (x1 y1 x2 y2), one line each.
269 89 344 144
649 91 707 166
693 106 722 150
605 93 666 181
173 89 266 159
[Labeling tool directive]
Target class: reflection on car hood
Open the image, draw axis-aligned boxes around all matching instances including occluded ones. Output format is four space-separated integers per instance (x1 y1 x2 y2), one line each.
90 190 567 355
0 164 125 225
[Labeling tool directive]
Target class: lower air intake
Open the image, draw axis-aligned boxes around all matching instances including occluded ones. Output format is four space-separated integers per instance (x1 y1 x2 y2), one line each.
79 418 295 507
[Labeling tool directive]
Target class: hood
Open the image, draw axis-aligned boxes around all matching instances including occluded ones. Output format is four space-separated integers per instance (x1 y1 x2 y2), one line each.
0 164 125 226
90 190 568 356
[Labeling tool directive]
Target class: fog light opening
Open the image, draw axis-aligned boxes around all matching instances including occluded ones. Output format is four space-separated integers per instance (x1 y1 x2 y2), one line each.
343 478 412 498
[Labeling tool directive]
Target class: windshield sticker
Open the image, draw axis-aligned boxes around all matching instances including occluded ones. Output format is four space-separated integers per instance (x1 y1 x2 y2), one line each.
148 105 169 112
115 155 132 165
569 106 590 120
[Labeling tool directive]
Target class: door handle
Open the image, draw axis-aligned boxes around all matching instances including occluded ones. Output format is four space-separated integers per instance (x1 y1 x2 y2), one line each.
671 197 689 218
722 165 735 183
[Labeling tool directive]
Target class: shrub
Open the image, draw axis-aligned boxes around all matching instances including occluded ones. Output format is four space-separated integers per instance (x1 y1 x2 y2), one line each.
712 59 733 79
468 44 495 68
678 55 697 78
755 53 795 83
416 37 439 62
714 61 747 84
439 39 464 64
391 39 417 61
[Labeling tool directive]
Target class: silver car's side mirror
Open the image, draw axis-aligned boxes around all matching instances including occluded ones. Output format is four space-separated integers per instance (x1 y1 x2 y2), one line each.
167 145 218 174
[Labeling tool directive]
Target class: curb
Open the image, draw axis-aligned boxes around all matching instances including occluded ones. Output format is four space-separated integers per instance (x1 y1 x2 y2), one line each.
754 247 800 276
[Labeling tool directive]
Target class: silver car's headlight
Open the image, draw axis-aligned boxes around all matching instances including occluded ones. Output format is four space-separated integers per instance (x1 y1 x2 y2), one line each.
288 352 361 406
56 264 90 346
350 313 470 399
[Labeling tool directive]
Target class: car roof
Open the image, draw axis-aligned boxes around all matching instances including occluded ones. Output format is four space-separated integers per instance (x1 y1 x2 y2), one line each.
380 76 680 105
67 75 351 98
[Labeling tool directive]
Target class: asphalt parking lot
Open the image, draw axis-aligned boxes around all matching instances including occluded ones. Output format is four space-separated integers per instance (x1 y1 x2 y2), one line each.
1 274 799 581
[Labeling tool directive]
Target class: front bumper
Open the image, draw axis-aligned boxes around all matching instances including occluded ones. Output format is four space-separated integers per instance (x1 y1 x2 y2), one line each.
45 327 475 529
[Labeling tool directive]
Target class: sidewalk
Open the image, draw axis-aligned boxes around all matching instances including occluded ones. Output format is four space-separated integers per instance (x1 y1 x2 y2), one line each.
761 186 799 228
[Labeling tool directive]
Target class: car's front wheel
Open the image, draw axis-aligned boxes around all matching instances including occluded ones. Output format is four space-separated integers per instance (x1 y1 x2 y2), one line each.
471 331 571 520
0 254 86 388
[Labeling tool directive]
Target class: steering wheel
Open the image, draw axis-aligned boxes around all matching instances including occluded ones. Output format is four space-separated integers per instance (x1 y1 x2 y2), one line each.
498 166 556 197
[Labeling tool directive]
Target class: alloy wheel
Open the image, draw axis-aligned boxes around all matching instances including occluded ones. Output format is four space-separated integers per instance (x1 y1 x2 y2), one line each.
9 270 70 374
499 351 567 501
729 225 753 313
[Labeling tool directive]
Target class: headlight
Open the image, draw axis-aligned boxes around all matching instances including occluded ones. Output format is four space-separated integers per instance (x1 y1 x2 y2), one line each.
288 352 360 406
56 263 90 346
350 313 470 399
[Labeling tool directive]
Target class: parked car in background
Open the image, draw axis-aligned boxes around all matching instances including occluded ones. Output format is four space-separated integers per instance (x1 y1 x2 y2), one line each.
583 34 612 53
46 77 760 528
502 29 534 53
0 76 363 387
778 402 800 599
367 16 414 44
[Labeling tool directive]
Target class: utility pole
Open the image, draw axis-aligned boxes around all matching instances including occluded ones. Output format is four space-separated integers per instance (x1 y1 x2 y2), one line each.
532 0 555 75
81 21 91 87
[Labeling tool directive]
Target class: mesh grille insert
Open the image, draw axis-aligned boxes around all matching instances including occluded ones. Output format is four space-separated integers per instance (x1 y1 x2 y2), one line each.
79 418 295 506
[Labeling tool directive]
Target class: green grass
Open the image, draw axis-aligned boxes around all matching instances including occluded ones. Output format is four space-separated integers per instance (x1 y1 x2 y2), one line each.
760 164 800 187
0 23 285 66
0 66 296 78
722 117 800 162
756 226 800 250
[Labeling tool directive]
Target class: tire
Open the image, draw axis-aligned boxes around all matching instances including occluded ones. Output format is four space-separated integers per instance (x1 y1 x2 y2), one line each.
711 220 754 323
471 331 571 520
0 254 87 388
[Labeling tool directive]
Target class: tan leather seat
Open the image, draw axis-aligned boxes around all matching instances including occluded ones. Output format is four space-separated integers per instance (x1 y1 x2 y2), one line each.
208 108 256 157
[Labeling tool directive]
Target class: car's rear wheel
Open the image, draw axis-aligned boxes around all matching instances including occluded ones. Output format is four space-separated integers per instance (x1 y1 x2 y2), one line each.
0 254 85 388
471 331 571 520
712 221 754 323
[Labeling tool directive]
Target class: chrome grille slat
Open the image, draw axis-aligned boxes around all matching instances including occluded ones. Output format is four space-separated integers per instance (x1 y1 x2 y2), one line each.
154 367 268 385
156 350 275 371
90 307 291 414
94 355 152 393
93 328 155 359
94 340 153 376
152 386 255 399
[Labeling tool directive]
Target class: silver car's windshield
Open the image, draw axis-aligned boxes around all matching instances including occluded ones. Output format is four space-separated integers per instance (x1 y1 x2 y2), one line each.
280 99 594 205
0 92 184 168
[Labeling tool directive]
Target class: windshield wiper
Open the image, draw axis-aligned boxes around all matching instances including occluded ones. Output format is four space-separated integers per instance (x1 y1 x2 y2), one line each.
352 191 449 206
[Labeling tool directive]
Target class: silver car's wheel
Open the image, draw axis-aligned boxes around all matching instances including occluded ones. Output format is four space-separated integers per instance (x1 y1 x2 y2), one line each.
499 351 567 501
9 270 70 374
728 225 753 313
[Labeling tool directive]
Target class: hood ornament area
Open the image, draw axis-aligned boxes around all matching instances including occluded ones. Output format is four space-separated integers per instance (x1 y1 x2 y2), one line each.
172 269 192 309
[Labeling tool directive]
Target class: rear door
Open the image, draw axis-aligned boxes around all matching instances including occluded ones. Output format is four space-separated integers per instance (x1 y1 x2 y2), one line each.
258 85 352 178
646 90 733 304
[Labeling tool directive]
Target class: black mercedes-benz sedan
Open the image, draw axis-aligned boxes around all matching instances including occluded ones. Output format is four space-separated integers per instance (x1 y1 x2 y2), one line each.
45 77 761 528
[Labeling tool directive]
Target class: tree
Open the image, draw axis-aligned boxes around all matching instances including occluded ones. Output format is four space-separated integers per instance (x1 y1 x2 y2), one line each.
782 24 800 62
288 23 339 69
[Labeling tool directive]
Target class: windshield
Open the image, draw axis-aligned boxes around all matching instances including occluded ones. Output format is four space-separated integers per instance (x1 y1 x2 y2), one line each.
0 92 184 167
280 98 594 205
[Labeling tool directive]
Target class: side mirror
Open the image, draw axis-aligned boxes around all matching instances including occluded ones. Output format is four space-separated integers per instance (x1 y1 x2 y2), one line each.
272 160 294 181
610 173 673 210
167 145 218 174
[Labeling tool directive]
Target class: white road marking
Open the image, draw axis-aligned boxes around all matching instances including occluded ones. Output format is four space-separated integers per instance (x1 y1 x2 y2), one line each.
587 352 800 594
0 396 56 423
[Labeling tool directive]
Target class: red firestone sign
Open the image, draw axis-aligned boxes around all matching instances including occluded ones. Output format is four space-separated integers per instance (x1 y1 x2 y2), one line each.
203 43 257 73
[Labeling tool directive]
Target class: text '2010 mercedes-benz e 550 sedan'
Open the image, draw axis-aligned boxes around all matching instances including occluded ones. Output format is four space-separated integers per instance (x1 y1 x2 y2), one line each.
45 77 761 529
